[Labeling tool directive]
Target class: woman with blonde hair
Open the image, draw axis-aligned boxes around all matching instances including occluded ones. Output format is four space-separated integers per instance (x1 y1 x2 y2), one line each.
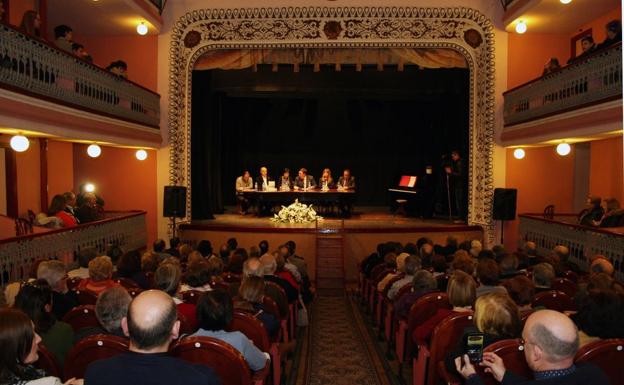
234 276 279 338
76 256 119 295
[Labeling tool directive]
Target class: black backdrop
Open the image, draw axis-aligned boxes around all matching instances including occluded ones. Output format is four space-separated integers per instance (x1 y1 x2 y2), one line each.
191 65 469 219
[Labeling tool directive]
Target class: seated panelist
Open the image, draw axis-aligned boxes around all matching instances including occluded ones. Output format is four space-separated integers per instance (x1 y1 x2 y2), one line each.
319 168 335 190
255 166 273 191
294 168 316 190
337 169 356 190
278 168 293 191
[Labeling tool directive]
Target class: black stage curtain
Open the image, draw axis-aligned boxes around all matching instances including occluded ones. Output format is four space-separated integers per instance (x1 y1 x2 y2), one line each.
191 66 469 218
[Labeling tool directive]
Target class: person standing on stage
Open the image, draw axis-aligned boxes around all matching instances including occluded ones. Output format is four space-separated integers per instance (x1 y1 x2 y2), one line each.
255 166 272 191
319 168 335 190
278 168 293 191
294 168 316 190
235 170 253 215
445 150 467 223
337 169 356 190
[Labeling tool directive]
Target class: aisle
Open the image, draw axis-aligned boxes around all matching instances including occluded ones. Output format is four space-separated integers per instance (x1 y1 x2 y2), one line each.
294 290 395 385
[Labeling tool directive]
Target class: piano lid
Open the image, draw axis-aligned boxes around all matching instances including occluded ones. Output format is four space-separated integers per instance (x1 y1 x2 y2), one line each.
399 175 417 188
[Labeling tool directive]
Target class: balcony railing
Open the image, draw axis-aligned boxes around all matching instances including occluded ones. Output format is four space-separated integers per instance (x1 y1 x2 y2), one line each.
0 211 147 286
519 214 624 282
504 44 622 126
0 24 160 128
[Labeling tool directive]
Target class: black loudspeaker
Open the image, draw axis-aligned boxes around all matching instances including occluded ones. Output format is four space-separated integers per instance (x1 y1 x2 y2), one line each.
493 188 517 220
163 186 187 218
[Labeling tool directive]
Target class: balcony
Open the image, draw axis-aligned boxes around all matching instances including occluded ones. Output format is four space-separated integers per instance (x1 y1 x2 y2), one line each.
0 23 161 147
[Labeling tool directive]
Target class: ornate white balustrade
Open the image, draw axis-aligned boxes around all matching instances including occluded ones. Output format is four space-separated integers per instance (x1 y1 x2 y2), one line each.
504 44 622 126
519 214 624 282
0 24 160 128
0 211 146 286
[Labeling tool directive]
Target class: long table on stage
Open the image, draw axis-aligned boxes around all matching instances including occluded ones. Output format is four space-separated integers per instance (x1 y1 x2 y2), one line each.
242 189 355 216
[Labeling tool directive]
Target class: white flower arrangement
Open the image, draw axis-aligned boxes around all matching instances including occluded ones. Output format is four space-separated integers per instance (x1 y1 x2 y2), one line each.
271 199 323 223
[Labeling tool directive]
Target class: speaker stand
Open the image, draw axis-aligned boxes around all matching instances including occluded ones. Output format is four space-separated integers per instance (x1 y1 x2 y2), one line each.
171 216 177 239
499 220 505 245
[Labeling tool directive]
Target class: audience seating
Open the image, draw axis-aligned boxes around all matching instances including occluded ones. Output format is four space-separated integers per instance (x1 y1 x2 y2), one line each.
115 277 140 289
264 281 291 343
473 339 531 385
35 343 62 379
222 272 242 283
171 336 254 385
531 290 576 312
178 312 196 335
15 217 33 236
384 283 413 342
436 274 450 292
375 272 404 331
368 267 394 317
63 334 129 380
127 287 142 298
228 311 275 385
182 290 204 304
67 277 82 290
76 289 98 305
563 270 579 283
366 264 388 313
574 338 624 385
551 277 577 297
62 305 100 332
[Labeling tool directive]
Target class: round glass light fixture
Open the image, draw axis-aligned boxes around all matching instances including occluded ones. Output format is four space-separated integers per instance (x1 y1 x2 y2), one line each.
85 183 95 193
556 143 571 156
515 20 527 34
513 148 526 159
137 22 148 36
135 149 148 161
87 144 101 158
560 0 572 4
10 135 29 152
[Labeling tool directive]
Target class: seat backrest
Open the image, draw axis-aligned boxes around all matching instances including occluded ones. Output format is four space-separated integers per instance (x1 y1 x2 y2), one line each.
427 312 474 385
62 305 99 332
127 287 142 298
67 277 82 290
211 280 230 291
15 217 33 236
551 278 577 297
563 270 579 283
264 281 289 319
76 289 98 305
436 274 450 292
34 343 62 378
227 310 270 352
382 273 405 298
476 339 531 385
543 205 555 220
63 334 129 380
182 290 204 304
115 277 139 290
261 295 281 319
222 272 242 283
394 283 413 302
408 292 450 332
171 336 252 385
574 338 624 384
369 264 386 282
373 268 394 285
532 290 576 312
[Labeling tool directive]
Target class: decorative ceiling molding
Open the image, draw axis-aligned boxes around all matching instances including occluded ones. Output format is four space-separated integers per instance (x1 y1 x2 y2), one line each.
167 6 497 243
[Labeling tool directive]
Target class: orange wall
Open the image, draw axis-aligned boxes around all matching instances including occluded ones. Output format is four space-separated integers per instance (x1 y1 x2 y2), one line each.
573 7 622 44
507 33 570 89
46 140 74 205
15 137 41 216
8 0 35 26
589 136 624 204
72 144 158 244
504 145 575 250
72 34 158 92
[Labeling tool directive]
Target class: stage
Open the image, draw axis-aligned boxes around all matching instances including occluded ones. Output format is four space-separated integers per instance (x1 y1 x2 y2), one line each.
179 207 482 286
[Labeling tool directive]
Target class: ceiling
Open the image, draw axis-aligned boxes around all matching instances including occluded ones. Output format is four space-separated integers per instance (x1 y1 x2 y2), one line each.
47 0 162 36
504 0 620 33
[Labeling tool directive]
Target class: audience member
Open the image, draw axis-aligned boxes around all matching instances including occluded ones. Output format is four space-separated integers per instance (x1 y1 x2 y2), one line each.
240 257 288 317
259 240 269 255
227 238 238 251
419 243 434 269
455 310 610 385
283 242 304 282
227 248 247 274
572 289 624 347
48 194 78 228
75 193 102 224
179 244 193 262
71 43 92 62
152 239 170 261
75 286 131 342
68 247 97 278
219 244 231 263
578 196 604 226
502 275 535 313
14 280 74 366
181 261 212 292
107 60 128 79
37 260 79 320
54 24 73 52
542 57 561 75
553 245 580 273
63 191 78 218
476 259 506 297
469 240 482 258
0 308 82 385
598 198 623 227
234 276 279 338
77 256 120 295
196 240 214 258
166 238 181 257
361 243 387 278
19 10 41 37
450 251 475 276
434 236 458 257
260 253 298 302
393 270 438 320
206 256 225 283
589 255 614 276
85 290 220 385
192 290 269 372
387 255 421 300
499 253 521 279
532 263 555 293
597 19 622 50
116 250 150 289
376 252 399 292
492 245 507 261
106 245 123 267
141 251 160 275
431 254 448 277
154 262 198 332
275 253 299 291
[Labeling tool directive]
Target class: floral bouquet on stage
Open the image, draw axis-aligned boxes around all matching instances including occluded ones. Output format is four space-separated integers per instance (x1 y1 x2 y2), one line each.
271 199 323 223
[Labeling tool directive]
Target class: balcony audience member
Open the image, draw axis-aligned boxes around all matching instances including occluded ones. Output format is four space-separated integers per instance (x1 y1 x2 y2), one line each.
48 194 78 228
0 308 82 385
166 238 181 258
77 256 120 295
63 191 78 218
154 262 198 332
53 24 74 53
75 286 132 342
75 193 103 224
68 247 98 279
260 253 297 302
446 292 521 373
85 290 220 385
14 280 74 367
393 270 438 320
35 212 63 229
107 60 128 79
455 310 610 385
413 270 476 345
19 11 41 38
571 289 624 347
568 35 597 64
117 250 150 290
71 43 93 63
180 260 212 293
234 276 279 338
532 262 555 293
501 275 535 313
37 260 79 320
388 255 421 300
192 290 269 372
597 19 622 50
597 198 623 227
477 259 507 298
77 183 104 207
542 57 561 76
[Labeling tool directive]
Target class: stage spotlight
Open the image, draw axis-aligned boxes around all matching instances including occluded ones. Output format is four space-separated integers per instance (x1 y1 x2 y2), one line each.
85 183 95 193
137 22 148 35
515 20 527 34
136 149 148 160
10 135 29 152
87 144 101 158
513 148 526 159
556 143 571 156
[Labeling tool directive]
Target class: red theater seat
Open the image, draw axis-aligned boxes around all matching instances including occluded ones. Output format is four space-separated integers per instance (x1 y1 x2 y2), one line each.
63 334 129 380
67 277 82 290
474 339 531 385
551 277 577 297
182 289 204 304
35 344 62 378
76 289 98 305
532 290 576 312
222 272 242 283
62 305 100 332
575 338 624 385
114 277 139 290
228 311 274 385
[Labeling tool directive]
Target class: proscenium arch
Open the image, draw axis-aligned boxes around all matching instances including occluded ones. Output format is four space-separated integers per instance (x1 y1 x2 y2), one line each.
167 7 497 243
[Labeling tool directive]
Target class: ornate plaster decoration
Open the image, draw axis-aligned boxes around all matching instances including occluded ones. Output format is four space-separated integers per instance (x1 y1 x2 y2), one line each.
167 7 497 243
